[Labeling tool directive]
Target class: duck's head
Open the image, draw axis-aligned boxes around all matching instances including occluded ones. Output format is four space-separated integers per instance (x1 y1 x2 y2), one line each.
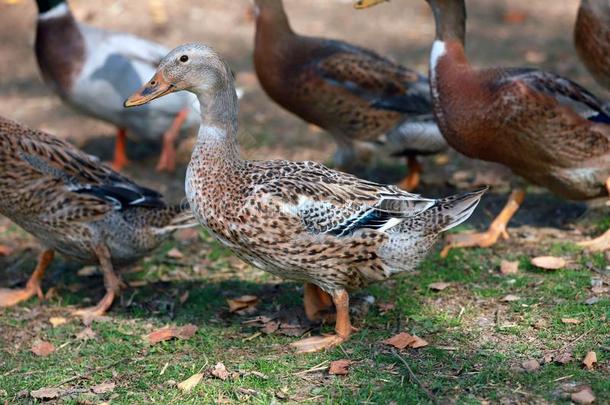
124 43 232 107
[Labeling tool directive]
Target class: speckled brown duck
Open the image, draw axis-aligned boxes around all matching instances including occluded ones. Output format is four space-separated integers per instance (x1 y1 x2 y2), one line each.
574 0 610 90
125 43 485 353
252 0 447 191
358 0 610 253
33 0 201 172
0 116 196 317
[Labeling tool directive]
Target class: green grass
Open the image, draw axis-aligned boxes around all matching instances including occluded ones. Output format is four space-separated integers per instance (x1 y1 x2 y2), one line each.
0 231 608 404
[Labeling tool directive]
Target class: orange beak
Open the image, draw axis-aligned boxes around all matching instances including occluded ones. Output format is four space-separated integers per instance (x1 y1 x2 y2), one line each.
124 71 175 108
353 0 389 9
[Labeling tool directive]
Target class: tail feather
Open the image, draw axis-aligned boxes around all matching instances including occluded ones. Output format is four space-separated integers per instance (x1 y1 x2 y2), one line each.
153 200 198 235
433 186 487 233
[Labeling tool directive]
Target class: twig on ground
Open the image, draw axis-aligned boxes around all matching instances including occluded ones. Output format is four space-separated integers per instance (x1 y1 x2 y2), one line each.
54 359 126 387
392 349 437 404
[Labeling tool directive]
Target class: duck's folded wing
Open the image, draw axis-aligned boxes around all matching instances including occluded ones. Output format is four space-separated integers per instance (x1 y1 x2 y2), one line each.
498 68 610 124
313 48 432 115
250 161 435 237
15 128 164 218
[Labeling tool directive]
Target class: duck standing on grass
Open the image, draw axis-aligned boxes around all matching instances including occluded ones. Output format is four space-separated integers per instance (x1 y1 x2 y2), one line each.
33 0 201 172
574 0 610 90
125 43 485 352
252 0 447 191
0 116 197 317
357 0 610 253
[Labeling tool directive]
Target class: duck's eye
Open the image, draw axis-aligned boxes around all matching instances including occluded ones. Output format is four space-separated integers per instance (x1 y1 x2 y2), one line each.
179 55 189 63
150 80 157 86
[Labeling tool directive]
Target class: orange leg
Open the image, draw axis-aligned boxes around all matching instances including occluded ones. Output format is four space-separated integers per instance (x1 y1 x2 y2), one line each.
303 283 335 323
440 188 525 258
111 128 130 171
0 245 13 256
291 289 354 353
156 109 188 172
397 156 422 192
0 250 54 307
578 178 610 251
73 244 121 318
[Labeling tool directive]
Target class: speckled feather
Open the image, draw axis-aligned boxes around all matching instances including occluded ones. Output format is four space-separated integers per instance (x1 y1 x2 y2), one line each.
0 116 196 265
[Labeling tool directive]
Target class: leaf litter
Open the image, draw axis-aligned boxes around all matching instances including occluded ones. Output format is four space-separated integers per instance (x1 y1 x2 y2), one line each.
144 324 198 344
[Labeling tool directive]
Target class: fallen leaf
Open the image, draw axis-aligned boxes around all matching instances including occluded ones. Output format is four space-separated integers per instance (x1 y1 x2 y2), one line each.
531 256 566 270
428 282 451 291
377 302 395 313
227 295 259 313
30 387 62 399
500 260 519 275
145 324 198 345
329 359 352 375
501 294 520 302
31 340 55 357
262 321 279 334
211 362 230 380
177 372 203 393
91 382 115 394
49 317 67 327
582 351 597 370
554 351 573 364
521 359 540 372
76 327 97 341
166 248 184 259
561 318 581 325
175 228 199 242
179 291 189 304
383 332 428 350
571 386 596 404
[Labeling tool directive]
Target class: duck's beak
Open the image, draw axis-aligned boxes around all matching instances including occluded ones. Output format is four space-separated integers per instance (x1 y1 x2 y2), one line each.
124 71 175 108
353 0 389 9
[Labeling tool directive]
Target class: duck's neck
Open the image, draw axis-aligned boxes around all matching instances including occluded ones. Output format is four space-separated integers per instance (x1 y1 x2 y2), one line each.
255 0 295 46
427 0 469 82
35 0 85 95
192 76 241 167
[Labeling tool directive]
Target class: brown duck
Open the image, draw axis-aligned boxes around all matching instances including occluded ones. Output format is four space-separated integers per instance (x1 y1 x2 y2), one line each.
574 0 610 90
253 0 447 191
0 116 196 316
358 0 610 252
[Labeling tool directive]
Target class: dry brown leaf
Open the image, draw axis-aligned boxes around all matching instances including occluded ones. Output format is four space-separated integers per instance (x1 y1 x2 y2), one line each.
428 282 451 291
383 332 428 350
262 321 279 334
571 386 596 404
145 324 198 345
377 302 395 313
554 351 573 364
177 372 203 393
531 256 566 270
175 228 199 242
521 359 540 372
227 295 259 313
30 387 62 399
91 382 115 394
500 260 519 275
179 291 189 304
76 327 97 341
582 351 597 370
166 248 184 259
49 317 67 327
329 359 352 375
501 294 520 302
561 318 581 325
31 340 55 357
211 362 230 380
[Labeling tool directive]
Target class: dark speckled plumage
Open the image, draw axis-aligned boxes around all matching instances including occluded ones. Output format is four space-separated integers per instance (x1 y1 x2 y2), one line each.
575 0 610 90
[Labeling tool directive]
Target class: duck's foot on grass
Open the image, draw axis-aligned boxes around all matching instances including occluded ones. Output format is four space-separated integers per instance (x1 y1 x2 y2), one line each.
578 229 610 252
290 334 347 353
0 249 53 307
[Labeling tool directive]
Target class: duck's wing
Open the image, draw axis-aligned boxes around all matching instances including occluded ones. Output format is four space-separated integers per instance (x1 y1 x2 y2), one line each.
311 41 432 115
1 118 163 224
246 160 437 237
497 68 610 124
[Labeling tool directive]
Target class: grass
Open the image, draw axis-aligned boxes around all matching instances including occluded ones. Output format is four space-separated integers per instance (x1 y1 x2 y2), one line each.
0 228 609 404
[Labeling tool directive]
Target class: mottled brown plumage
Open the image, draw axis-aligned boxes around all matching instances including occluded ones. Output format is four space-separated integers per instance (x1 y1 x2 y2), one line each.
253 0 446 189
418 0 610 253
126 43 484 352
0 116 196 315
575 0 610 90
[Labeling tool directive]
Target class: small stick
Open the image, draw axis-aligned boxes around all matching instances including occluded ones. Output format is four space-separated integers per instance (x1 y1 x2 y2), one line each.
392 350 437 404
54 359 125 387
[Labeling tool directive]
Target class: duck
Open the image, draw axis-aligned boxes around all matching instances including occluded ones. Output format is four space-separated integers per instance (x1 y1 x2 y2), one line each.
33 0 201 172
252 0 447 191
125 43 485 352
0 116 197 317
574 0 610 90
357 0 610 253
